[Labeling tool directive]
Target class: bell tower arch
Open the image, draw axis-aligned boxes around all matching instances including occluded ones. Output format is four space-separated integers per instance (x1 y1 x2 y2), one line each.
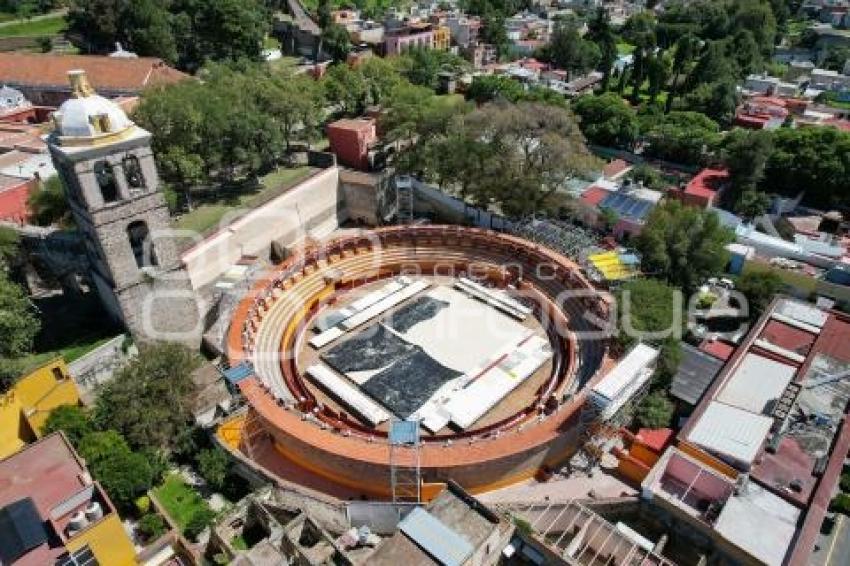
47 70 201 346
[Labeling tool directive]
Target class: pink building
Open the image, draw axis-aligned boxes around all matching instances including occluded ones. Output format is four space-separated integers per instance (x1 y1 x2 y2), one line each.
384 26 434 56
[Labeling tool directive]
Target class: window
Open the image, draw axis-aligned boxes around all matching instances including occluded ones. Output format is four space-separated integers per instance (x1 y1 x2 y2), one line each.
51 367 65 381
93 161 118 203
88 113 111 134
122 155 144 189
127 220 158 269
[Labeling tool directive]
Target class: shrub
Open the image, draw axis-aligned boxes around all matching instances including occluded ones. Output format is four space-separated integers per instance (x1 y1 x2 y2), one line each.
184 508 216 541
635 391 675 429
830 493 850 516
135 495 151 516
138 513 167 541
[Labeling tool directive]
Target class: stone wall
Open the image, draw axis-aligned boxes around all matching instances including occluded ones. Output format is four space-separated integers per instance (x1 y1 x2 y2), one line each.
180 167 344 290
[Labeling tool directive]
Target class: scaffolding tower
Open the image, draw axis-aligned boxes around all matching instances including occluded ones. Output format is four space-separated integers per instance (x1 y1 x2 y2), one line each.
389 419 421 503
239 408 269 462
394 175 415 224
569 380 652 475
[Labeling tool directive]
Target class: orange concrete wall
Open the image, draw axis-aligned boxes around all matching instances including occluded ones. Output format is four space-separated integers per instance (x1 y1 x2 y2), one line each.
676 440 738 479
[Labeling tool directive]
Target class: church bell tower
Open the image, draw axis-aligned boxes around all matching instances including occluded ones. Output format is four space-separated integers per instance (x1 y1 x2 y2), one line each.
47 70 201 346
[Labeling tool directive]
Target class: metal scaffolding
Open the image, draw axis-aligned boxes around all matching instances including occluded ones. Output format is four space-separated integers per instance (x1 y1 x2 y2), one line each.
389 419 421 503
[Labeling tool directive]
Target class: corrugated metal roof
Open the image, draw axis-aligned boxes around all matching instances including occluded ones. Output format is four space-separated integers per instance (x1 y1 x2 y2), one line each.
592 343 659 402
670 344 724 406
687 401 773 466
775 299 828 328
398 507 474 566
716 353 796 415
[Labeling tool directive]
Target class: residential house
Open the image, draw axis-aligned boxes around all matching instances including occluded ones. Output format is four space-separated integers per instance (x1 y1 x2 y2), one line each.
383 25 435 55
0 358 79 459
0 53 189 106
677 168 729 208
327 118 378 171
446 15 481 48
0 432 138 565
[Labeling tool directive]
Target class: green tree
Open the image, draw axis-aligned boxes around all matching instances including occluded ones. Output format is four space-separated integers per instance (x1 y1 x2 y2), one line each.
42 405 94 447
197 448 230 491
666 33 698 112
586 7 617 88
27 176 71 227
646 49 672 104
399 48 469 90
822 45 850 72
321 23 351 63
323 63 369 116
465 74 525 104
680 79 740 127
763 127 850 209
636 200 734 292
0 226 20 271
572 93 639 148
737 269 784 317
184 507 216 541
720 128 773 206
642 111 720 165
90 445 155 511
545 17 601 79
121 0 178 64
0 272 40 358
734 189 771 221
635 390 675 429
138 513 167 540
94 343 201 452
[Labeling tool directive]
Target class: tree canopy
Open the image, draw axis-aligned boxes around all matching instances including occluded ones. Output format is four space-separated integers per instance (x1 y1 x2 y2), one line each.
68 0 269 71
636 200 734 292
78 430 155 511
0 272 40 359
642 111 720 165
397 101 598 217
94 342 202 452
572 93 639 149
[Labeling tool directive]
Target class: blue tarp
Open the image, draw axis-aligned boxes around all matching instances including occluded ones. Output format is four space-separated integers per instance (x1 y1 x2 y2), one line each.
222 362 254 385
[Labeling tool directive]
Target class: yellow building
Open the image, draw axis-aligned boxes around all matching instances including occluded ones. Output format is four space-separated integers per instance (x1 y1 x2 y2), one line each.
0 358 80 459
433 25 451 51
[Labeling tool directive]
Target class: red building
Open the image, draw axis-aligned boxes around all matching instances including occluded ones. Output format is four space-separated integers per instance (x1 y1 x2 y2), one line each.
326 118 377 170
0 174 36 223
679 168 729 209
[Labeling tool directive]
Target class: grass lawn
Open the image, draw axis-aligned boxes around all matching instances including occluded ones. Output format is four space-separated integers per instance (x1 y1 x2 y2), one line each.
742 260 818 294
153 474 212 531
616 41 635 55
173 165 313 236
0 13 66 37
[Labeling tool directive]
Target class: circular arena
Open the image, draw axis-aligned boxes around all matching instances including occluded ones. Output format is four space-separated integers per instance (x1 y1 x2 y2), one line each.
226 225 610 498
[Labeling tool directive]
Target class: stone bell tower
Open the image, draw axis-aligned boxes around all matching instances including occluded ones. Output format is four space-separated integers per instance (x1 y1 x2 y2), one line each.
47 70 201 346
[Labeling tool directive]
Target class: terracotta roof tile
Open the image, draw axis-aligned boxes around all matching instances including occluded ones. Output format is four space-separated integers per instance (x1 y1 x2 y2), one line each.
0 53 189 93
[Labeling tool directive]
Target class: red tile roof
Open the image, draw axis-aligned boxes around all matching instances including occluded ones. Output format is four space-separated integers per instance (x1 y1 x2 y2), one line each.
636 428 673 452
0 53 189 93
0 433 88 517
684 168 729 199
580 185 611 207
602 159 630 179
699 339 735 361
760 320 817 356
